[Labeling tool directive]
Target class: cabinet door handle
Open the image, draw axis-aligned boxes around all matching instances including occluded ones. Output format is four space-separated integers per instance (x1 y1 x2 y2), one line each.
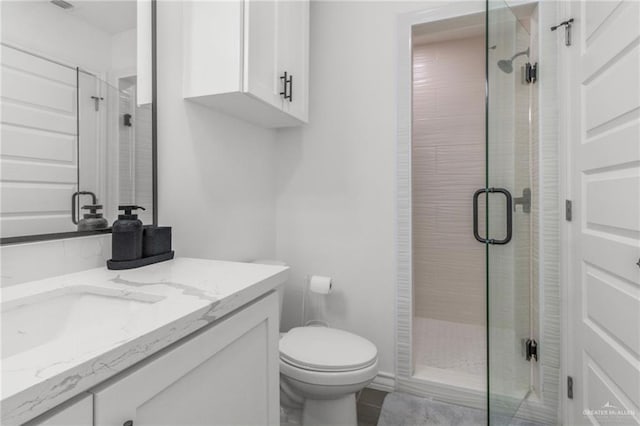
280 72 292 102
280 72 288 99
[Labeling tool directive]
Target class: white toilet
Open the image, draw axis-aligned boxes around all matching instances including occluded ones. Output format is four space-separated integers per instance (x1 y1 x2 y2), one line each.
252 260 378 425
279 326 378 426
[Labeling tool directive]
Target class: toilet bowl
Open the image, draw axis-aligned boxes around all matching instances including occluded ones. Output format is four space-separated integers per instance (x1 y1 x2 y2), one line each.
279 326 378 426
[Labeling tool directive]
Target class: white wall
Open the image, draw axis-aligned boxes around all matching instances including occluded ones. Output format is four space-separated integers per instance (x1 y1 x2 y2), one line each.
156 1 278 262
1 1 112 73
275 0 442 381
111 28 137 75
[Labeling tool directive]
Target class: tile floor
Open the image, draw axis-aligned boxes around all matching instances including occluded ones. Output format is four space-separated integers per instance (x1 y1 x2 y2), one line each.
357 388 389 426
413 317 486 377
280 387 389 426
378 392 546 426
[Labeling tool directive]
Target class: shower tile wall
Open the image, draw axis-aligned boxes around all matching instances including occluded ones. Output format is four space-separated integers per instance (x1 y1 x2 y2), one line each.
411 36 486 326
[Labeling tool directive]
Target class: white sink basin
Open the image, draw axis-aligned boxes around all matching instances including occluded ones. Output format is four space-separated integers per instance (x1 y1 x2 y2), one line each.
1 285 164 359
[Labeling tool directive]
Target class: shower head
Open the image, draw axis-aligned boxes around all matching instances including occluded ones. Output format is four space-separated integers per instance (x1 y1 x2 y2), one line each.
496 48 530 74
50 0 74 10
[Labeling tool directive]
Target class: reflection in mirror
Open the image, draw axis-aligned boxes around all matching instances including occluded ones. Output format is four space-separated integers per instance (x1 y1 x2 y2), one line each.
0 0 153 241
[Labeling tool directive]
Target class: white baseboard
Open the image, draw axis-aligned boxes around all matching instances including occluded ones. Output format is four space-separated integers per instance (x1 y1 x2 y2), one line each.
368 371 396 393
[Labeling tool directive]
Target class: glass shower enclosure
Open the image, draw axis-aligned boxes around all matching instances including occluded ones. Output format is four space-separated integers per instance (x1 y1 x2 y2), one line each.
405 1 537 422
485 0 535 423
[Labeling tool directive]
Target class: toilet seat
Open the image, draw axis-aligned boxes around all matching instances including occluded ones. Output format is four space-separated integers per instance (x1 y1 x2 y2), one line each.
279 327 378 387
280 327 378 373
280 357 379 387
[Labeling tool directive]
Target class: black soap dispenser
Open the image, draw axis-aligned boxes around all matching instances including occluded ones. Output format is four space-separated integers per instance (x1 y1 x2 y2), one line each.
111 205 145 261
77 204 109 231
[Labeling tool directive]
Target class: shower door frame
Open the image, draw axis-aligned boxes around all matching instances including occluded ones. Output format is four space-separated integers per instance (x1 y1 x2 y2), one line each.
395 2 560 423
395 2 489 411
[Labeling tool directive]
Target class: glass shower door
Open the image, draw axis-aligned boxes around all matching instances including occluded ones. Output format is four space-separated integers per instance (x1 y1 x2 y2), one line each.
485 0 532 423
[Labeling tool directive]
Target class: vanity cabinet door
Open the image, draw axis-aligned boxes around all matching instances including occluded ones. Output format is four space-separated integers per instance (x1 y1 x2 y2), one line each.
92 293 279 426
24 393 92 426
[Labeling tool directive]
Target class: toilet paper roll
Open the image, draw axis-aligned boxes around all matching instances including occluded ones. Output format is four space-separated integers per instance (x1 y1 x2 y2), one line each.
309 275 332 294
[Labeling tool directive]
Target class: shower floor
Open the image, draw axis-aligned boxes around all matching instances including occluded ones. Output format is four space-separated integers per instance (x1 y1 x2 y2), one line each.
413 317 486 389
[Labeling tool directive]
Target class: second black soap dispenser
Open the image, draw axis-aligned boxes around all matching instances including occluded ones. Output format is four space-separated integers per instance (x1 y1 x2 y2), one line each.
112 205 145 261
78 204 109 231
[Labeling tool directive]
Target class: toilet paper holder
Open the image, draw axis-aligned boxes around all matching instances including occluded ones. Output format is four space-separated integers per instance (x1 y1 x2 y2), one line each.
302 275 332 328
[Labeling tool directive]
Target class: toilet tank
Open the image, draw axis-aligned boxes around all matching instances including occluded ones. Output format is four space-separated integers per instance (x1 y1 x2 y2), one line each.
252 259 287 322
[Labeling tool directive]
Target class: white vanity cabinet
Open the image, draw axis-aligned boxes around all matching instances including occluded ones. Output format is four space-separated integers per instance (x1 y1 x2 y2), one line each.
92 292 280 426
183 0 309 128
24 394 92 426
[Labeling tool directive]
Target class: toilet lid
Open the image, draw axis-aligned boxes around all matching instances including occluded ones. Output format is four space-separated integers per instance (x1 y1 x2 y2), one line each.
279 327 378 372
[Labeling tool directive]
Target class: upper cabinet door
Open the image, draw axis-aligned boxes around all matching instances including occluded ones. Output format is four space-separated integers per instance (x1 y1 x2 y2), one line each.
277 0 309 123
182 0 244 98
244 0 281 109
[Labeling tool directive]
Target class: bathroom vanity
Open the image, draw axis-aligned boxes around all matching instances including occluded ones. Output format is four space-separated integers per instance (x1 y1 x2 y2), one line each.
1 258 288 426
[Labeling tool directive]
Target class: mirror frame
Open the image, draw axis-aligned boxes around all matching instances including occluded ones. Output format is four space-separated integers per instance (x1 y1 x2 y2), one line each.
1 0 158 245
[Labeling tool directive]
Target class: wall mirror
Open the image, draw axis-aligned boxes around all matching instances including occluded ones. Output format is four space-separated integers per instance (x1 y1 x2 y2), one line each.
0 0 156 244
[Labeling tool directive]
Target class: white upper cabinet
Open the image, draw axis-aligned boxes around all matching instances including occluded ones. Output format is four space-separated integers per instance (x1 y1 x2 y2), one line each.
183 0 309 128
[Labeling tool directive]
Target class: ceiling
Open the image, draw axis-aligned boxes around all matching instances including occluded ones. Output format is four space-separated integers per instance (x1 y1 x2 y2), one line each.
412 12 486 46
412 2 537 46
47 0 137 35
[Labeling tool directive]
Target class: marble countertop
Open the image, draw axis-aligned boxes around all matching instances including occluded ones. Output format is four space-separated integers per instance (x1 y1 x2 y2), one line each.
1 257 288 425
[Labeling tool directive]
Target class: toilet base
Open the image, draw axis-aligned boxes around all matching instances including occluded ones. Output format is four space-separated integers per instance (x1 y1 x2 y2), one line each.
302 393 357 426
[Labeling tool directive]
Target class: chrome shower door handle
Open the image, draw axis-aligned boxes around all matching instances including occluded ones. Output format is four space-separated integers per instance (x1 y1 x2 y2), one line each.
490 187 513 245
473 187 513 245
473 188 487 243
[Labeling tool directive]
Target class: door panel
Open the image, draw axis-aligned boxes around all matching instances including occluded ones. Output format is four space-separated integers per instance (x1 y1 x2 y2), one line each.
486 0 533 422
568 1 640 425
278 0 309 122
245 0 281 108
25 394 92 426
